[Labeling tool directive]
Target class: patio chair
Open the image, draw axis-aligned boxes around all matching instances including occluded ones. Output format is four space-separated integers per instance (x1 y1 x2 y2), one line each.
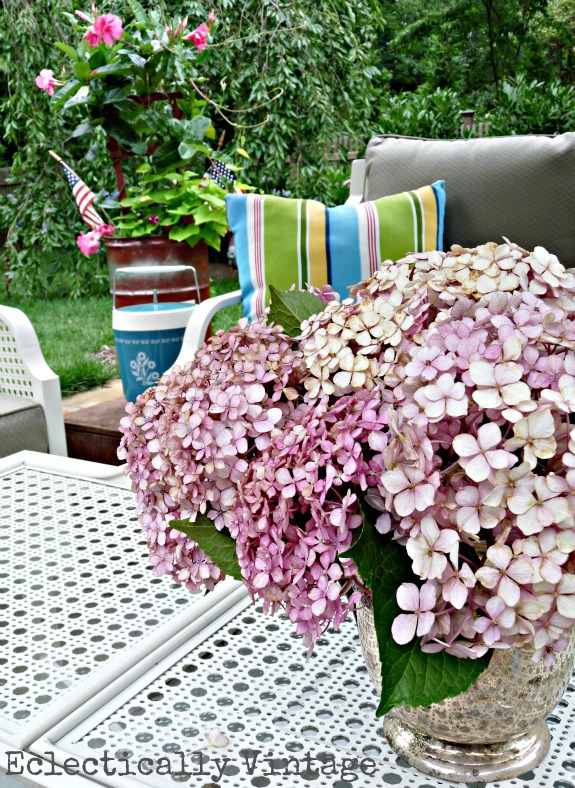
170 131 575 367
0 304 67 457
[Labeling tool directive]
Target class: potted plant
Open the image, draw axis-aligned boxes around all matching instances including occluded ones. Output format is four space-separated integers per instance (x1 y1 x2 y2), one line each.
119 239 575 782
101 156 232 305
36 0 249 302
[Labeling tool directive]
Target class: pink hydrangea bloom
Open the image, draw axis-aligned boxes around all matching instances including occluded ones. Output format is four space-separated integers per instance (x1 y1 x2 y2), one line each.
475 544 534 606
391 581 438 645
379 465 437 517
406 516 459 580
119 239 575 661
452 423 516 483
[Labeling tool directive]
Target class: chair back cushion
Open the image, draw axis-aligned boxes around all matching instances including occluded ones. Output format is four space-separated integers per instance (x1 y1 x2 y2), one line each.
0 393 49 457
364 133 575 267
226 181 446 322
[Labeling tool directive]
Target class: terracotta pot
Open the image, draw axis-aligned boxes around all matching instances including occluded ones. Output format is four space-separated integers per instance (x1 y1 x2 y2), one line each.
105 237 210 309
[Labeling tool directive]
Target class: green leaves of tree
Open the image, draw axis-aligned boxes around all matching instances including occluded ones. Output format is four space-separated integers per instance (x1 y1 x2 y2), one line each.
342 499 490 716
267 287 325 337
170 514 243 581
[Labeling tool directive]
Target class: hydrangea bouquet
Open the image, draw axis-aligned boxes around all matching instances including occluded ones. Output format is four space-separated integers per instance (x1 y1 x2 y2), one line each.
119 240 575 714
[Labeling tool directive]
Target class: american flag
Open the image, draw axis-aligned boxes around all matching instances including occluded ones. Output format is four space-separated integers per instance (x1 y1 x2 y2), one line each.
204 160 237 189
55 155 104 230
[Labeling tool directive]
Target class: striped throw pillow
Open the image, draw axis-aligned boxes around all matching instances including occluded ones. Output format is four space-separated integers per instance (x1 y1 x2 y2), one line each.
225 181 445 323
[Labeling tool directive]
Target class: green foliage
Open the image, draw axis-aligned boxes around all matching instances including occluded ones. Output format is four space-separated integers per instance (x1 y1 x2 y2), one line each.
295 159 355 207
376 87 469 139
267 286 325 337
0 0 112 298
487 75 575 135
2 0 574 297
342 498 490 715
112 165 232 249
160 0 384 197
378 0 574 98
45 4 218 157
210 275 242 333
170 513 243 581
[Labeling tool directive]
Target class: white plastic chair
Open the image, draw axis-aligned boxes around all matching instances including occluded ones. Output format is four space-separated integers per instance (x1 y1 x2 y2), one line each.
0 304 67 456
170 288 242 369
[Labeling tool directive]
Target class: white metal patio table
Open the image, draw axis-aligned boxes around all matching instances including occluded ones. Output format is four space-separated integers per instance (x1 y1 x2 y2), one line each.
1 453 575 788
26 593 575 788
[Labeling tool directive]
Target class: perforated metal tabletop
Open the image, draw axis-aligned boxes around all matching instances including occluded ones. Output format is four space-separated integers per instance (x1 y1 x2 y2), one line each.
1 453 574 787
0 453 238 750
35 594 575 788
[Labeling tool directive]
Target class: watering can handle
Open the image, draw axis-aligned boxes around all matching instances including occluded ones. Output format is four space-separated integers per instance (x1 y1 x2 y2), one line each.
112 265 201 309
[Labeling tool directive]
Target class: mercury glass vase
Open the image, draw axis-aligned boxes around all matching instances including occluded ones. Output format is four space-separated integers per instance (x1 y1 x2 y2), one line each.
356 604 575 783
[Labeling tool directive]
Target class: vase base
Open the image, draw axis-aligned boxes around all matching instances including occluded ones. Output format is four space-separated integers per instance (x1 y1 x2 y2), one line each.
384 711 550 783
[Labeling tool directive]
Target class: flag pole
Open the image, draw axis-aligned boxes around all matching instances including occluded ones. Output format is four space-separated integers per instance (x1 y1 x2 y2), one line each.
48 149 83 183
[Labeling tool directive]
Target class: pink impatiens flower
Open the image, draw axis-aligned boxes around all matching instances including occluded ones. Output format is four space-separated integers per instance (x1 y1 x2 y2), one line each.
452 423 516 483
186 21 210 51
77 230 101 256
84 13 124 46
391 581 438 645
95 223 115 237
35 69 60 96
406 516 459 579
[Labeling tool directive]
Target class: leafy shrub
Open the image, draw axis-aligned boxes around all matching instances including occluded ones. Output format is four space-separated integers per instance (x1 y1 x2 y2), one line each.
486 75 575 136
375 87 470 139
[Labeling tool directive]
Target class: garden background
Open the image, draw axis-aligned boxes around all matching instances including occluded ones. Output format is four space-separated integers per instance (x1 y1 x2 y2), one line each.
0 0 574 394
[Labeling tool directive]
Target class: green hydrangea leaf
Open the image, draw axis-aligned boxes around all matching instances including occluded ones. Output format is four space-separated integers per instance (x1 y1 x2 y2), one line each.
342 498 491 716
267 286 325 337
170 514 242 581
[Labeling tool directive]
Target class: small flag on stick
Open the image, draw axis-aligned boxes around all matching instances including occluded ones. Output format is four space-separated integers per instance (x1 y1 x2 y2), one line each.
48 150 104 230
204 160 237 189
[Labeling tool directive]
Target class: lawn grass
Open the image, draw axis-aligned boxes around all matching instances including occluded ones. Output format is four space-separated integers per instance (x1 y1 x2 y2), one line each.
1 271 242 397
210 275 242 333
